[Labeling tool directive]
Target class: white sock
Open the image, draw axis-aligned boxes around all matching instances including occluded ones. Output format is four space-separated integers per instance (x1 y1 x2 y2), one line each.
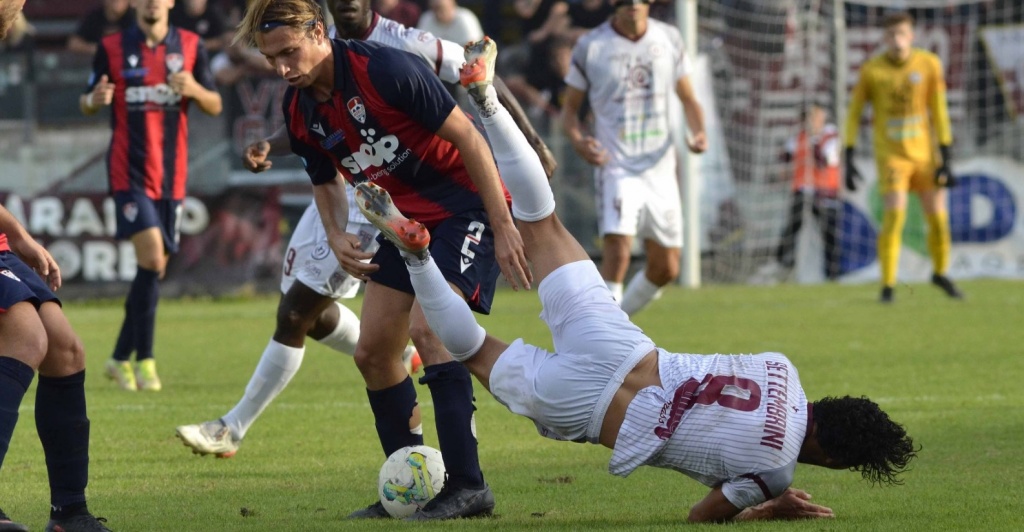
606 281 624 302
315 302 360 355
222 340 304 439
406 256 486 361
471 83 500 118
480 94 555 221
620 271 664 316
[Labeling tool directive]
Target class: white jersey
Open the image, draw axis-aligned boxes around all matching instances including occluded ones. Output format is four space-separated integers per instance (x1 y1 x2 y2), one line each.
329 13 464 86
611 351 809 510
565 19 690 173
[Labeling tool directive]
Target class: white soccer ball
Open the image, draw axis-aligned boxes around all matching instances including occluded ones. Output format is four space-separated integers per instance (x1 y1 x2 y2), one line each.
377 445 446 518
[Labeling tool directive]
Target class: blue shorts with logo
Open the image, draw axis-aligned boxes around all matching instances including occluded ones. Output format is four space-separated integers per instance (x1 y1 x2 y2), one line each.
113 190 183 254
0 251 60 312
370 209 500 314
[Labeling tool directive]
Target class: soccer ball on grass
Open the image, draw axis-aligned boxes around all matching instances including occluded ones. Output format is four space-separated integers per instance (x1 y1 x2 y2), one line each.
378 445 446 518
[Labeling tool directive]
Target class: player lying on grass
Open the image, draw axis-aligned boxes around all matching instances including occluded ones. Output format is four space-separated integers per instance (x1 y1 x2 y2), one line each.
351 49 918 520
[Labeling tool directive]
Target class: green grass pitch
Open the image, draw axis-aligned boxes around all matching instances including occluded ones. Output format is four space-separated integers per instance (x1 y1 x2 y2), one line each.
2 279 1023 530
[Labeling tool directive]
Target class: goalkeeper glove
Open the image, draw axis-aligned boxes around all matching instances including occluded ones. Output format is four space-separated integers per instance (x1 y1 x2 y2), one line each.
935 145 956 188
844 147 862 191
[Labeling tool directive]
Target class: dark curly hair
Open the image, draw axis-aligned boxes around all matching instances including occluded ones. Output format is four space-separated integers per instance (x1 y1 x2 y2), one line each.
813 395 918 485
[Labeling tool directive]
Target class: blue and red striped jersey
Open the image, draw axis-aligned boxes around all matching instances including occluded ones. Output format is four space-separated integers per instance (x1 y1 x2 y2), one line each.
283 39 510 229
86 24 216 201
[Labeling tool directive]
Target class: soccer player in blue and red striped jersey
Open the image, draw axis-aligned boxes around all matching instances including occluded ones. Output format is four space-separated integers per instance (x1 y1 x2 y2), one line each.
81 0 222 392
236 0 530 520
1 2 114 530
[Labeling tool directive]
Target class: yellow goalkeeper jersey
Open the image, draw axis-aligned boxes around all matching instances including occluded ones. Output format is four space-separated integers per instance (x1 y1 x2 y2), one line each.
845 48 952 163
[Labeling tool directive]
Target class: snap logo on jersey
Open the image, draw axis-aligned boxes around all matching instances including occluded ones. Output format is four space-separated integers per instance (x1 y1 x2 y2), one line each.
347 97 366 123
126 84 183 106
340 129 408 176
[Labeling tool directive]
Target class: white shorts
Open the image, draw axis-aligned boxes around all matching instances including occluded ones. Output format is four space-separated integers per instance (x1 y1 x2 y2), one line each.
595 150 683 247
489 261 656 443
280 203 379 299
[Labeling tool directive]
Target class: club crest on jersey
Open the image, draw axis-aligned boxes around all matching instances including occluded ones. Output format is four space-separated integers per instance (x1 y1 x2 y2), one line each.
347 97 366 123
0 268 21 282
123 202 139 223
166 53 184 74
128 54 139 68
908 71 922 84
312 243 331 260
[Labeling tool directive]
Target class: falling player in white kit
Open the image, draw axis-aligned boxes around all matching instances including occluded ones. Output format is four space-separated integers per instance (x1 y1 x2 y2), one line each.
357 37 917 522
175 0 552 460
562 0 707 316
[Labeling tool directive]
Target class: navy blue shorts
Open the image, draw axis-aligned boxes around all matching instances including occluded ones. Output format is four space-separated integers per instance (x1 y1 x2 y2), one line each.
113 190 183 254
0 251 60 312
370 210 500 314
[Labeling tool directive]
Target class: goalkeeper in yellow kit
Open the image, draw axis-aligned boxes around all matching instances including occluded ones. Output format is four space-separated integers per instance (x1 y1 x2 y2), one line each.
844 11 963 303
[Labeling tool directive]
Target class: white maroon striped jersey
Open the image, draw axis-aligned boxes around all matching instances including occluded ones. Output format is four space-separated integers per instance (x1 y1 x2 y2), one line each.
564 19 691 173
611 351 809 509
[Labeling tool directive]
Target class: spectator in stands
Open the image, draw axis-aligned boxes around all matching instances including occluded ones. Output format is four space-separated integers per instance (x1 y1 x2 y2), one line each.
757 102 842 283
417 0 482 46
501 0 569 119
373 0 421 28
565 0 612 42
171 0 232 52
67 0 134 56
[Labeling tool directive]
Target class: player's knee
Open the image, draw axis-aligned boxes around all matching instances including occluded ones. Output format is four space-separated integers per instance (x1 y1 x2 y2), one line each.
44 332 86 374
275 306 317 338
352 343 393 374
647 263 679 286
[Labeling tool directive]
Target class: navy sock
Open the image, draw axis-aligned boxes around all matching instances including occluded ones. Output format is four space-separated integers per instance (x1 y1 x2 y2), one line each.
0 356 35 471
35 371 90 515
367 377 423 458
111 304 134 362
129 267 160 361
420 362 484 488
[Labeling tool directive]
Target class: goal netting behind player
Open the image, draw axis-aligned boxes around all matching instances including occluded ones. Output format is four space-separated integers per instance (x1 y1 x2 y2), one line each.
694 0 1024 284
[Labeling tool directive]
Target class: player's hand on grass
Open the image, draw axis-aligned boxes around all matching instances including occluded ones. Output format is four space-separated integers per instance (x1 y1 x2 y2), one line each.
844 147 862 192
10 234 61 291
759 488 834 520
330 232 377 282
88 75 115 108
242 140 273 173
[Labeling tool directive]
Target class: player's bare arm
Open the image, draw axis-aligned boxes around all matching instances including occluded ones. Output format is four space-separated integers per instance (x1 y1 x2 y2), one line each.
0 206 61 291
435 108 532 291
561 86 608 166
169 70 223 116
242 126 294 173
675 76 707 154
80 74 115 115
312 174 376 281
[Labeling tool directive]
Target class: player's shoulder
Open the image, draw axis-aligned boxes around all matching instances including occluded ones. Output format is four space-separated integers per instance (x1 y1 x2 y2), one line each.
575 20 614 48
648 18 683 40
912 48 944 70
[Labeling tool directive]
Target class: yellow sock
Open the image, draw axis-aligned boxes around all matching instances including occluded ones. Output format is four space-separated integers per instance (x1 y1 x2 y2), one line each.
878 209 906 287
926 211 951 275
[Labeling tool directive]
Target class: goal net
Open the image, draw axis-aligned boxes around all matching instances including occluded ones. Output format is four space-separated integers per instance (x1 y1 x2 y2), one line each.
693 0 1024 285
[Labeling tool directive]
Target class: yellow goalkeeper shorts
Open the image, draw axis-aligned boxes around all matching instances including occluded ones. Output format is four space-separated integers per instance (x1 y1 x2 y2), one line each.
877 156 937 194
